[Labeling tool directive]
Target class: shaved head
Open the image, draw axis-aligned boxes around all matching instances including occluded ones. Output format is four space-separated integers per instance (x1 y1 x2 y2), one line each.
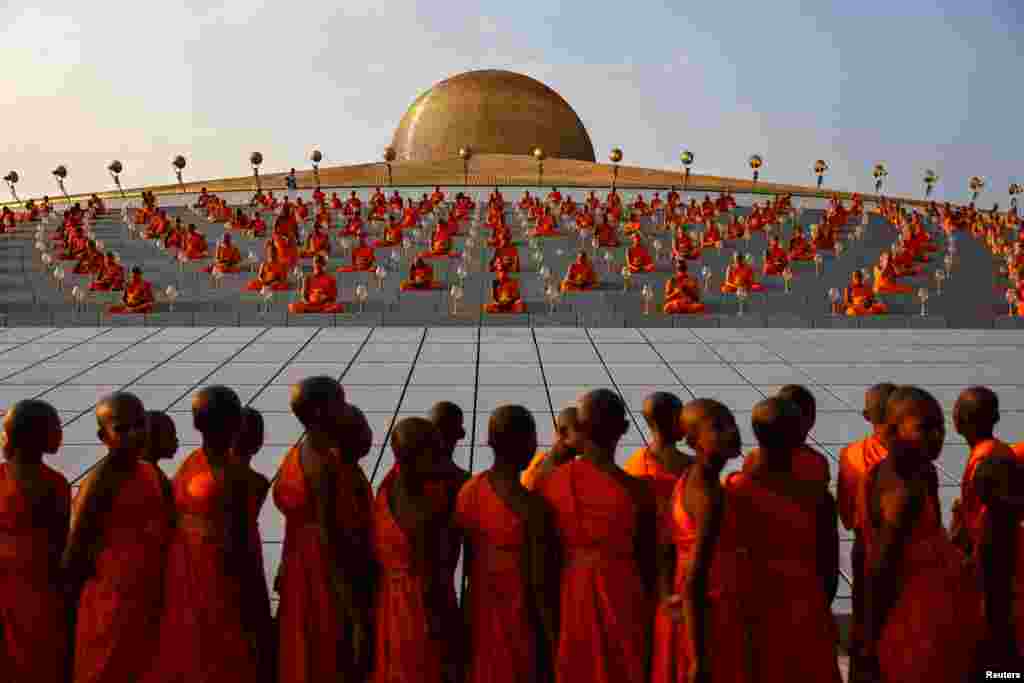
340 403 373 461
643 392 683 436
954 386 1000 433
578 389 630 447
556 406 579 430
390 417 441 465
3 399 61 456
235 407 265 460
885 386 942 424
751 397 804 451
488 404 538 468
192 386 242 443
864 383 898 425
96 391 148 454
290 376 345 429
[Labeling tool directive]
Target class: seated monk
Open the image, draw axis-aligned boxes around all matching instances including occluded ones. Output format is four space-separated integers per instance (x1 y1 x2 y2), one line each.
561 251 598 292
292 198 309 223
108 267 155 314
721 252 765 293
484 261 526 313
163 221 185 250
546 188 563 205
873 251 914 295
726 215 747 241
0 207 16 232
626 234 656 273
650 192 663 211
330 192 343 210
211 199 233 223
487 220 511 247
182 225 209 260
89 253 125 291
388 190 403 212
423 224 459 259
890 241 923 276
788 227 816 261
88 193 106 215
341 215 364 237
530 206 559 237
763 236 790 276
701 194 716 220
844 270 888 316
201 234 242 274
374 219 403 248
143 210 169 238
430 186 445 206
575 208 595 232
246 241 291 291
400 256 444 291
289 255 344 314
622 213 643 235
61 227 88 261
595 218 620 247
701 219 723 248
485 204 504 229
399 200 419 229
337 235 376 272
663 259 706 314
271 229 299 270
900 226 930 262
561 196 578 217
73 240 104 275
488 235 520 272
250 214 267 237
228 209 250 231
299 225 331 258
811 224 835 251
312 187 325 206
672 226 700 261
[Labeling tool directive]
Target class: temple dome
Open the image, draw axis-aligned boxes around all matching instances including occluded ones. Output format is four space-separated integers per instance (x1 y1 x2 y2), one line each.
390 70 596 164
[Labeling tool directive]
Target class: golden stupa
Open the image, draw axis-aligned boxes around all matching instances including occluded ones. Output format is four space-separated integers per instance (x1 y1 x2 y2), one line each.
390 70 596 164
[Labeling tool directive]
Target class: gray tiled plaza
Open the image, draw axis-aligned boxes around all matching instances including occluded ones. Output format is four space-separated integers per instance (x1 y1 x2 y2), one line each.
0 324 1021 619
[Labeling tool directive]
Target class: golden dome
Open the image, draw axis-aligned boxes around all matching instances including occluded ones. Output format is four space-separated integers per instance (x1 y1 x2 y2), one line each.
391 70 596 164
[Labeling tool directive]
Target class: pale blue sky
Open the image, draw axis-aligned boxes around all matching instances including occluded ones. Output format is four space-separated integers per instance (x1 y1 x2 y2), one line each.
1 0 1019 202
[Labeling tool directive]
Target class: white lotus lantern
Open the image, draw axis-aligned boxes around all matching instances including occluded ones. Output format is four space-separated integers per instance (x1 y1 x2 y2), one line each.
354 283 369 313
1006 289 1018 315
814 253 824 276
828 287 840 314
165 285 179 311
641 283 654 315
621 265 632 290
701 265 712 290
374 265 387 289
449 284 464 315
782 267 794 292
917 287 930 316
934 269 946 293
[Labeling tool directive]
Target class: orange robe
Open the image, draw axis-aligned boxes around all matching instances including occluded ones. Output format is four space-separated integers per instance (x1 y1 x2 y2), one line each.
289 273 345 314
672 233 699 261
374 224 403 248
561 263 597 291
0 462 70 683
845 284 888 316
652 471 842 683
246 261 290 291
273 233 299 270
788 236 815 261
700 225 722 248
184 233 209 260
742 445 830 487
763 246 789 275
837 434 888 532
202 245 242 274
721 264 765 293
456 473 539 683
595 222 620 248
274 447 372 683
337 247 376 272
954 438 1019 543
72 461 172 683
73 249 103 275
626 245 655 273
663 275 705 314
623 447 680 522
873 264 913 295
857 465 983 683
531 214 559 237
371 475 452 683
299 232 330 258
489 246 520 272
90 262 125 291
485 276 526 313
424 232 458 259
108 281 155 314
536 460 649 683
141 449 259 683
400 264 443 291
520 451 552 491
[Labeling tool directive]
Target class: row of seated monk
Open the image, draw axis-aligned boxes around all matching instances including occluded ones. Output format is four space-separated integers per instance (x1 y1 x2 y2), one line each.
1 378 1022 683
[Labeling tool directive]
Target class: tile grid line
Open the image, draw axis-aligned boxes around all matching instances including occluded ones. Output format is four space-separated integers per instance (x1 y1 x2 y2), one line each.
635 329 699 400
370 328 429 484
0 328 117 384
530 327 560 429
582 328 649 450
55 328 223 484
467 325 483 474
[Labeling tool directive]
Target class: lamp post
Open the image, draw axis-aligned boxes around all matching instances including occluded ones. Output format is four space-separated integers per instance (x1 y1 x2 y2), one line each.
814 159 828 190
383 146 396 186
924 169 938 199
680 150 694 191
3 171 18 202
173 155 187 190
52 165 69 200
108 160 125 198
533 147 545 187
749 154 763 184
250 152 263 191
458 146 472 186
310 149 323 186
969 176 985 203
609 148 623 193
872 163 888 194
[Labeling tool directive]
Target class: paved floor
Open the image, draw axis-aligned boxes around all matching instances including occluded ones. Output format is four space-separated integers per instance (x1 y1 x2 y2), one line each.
1 324 1021 622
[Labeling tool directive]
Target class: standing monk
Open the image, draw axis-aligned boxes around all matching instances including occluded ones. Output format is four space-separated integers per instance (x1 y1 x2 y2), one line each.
141 410 179 473
64 393 174 683
623 392 691 512
0 400 70 683
141 386 264 683
457 405 559 683
372 418 461 683
853 387 983 683
742 384 830 487
536 389 656 683
275 378 374 683
949 386 1018 555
